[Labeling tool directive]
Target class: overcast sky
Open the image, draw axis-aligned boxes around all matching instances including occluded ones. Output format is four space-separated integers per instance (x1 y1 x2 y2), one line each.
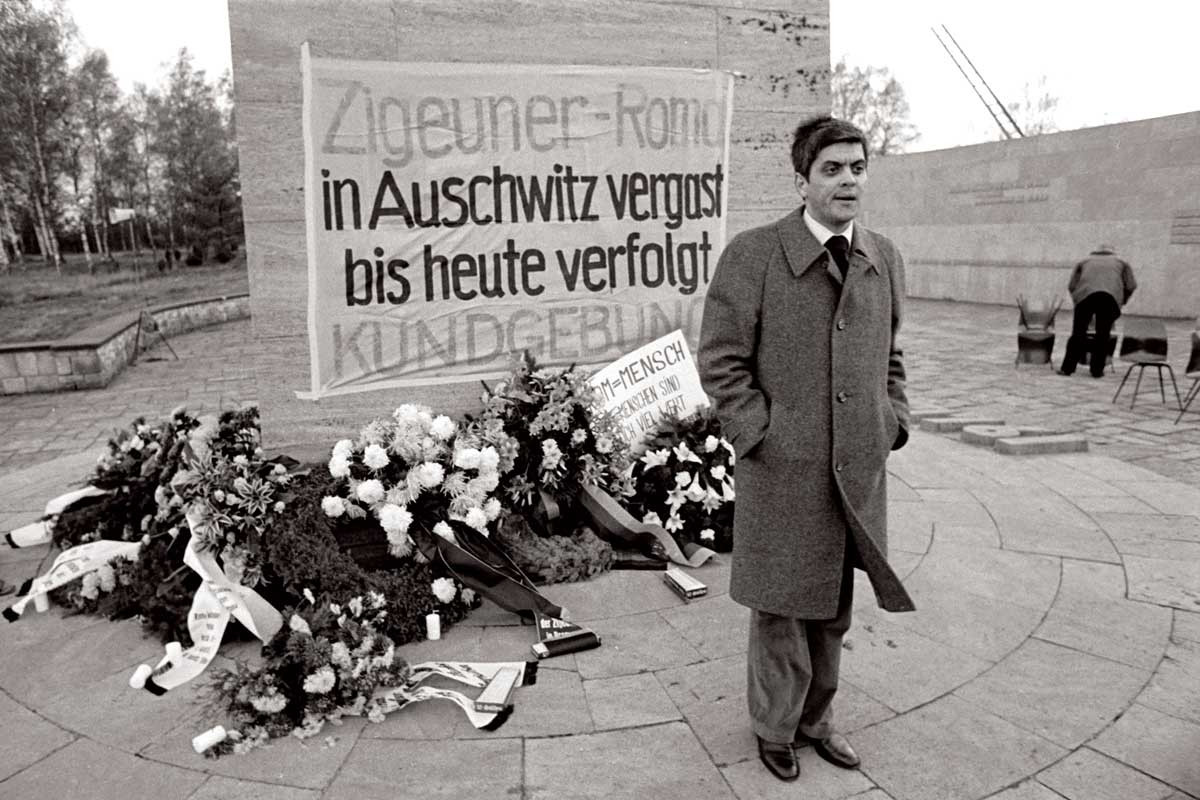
63 0 1200 153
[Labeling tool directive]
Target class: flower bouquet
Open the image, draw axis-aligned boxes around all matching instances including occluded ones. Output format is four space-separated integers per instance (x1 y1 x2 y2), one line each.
262 467 479 648
206 591 412 755
466 352 631 578
318 403 503 560
622 408 736 553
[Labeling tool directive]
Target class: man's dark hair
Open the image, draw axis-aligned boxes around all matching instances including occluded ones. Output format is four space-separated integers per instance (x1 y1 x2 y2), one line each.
791 115 869 178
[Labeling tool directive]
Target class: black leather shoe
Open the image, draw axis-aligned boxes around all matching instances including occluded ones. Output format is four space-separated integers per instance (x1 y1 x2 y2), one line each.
1056 369 1072 376
799 732 860 769
757 736 799 782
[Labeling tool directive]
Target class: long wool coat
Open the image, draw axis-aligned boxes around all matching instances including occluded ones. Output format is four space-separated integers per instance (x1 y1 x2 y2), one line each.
698 207 915 618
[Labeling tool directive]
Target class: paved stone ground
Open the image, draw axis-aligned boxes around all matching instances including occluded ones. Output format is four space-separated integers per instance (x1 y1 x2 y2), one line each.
1 302 1198 800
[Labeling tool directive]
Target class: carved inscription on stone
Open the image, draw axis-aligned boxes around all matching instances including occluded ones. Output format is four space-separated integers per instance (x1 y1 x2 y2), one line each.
1169 211 1200 245
949 180 1050 206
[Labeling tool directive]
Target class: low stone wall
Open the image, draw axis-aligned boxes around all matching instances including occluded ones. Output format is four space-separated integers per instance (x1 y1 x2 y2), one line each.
0 294 250 396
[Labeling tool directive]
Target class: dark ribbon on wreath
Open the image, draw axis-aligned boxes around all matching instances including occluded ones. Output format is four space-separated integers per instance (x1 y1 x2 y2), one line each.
411 519 565 622
528 487 669 564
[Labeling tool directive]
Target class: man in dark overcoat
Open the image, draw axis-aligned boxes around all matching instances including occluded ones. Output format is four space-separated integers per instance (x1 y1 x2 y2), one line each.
698 116 914 783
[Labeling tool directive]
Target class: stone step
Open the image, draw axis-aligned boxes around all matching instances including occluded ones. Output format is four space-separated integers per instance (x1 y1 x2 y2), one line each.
994 434 1089 455
909 406 953 423
961 424 1022 446
921 416 1007 433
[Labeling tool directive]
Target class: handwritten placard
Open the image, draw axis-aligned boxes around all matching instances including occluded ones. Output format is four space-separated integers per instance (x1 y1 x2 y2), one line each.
589 330 708 445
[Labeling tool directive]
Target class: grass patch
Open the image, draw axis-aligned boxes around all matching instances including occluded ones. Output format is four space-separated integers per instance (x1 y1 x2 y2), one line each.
0 250 250 343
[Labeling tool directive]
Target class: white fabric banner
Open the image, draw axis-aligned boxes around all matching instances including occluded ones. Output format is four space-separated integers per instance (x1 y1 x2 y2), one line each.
301 50 732 398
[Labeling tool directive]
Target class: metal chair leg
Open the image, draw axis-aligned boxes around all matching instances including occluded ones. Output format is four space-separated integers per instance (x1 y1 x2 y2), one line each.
1158 366 1166 404
1177 378 1200 424
1165 364 1182 411
1112 364 1136 404
1129 365 1146 409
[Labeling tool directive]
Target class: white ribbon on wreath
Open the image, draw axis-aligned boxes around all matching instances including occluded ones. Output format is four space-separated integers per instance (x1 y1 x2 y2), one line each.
3 538 141 621
131 512 282 695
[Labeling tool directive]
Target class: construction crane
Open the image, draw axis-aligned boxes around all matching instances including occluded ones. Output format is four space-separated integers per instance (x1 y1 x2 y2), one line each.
931 25 1024 139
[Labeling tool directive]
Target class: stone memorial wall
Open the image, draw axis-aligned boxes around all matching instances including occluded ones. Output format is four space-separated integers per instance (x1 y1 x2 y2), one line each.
863 112 1200 319
229 0 829 457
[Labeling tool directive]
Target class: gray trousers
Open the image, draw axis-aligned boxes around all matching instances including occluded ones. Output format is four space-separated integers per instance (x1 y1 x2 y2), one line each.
746 557 855 744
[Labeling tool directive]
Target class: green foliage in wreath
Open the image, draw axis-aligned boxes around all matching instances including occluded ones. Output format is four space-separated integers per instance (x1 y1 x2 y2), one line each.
260 468 478 648
469 351 633 518
493 512 614 585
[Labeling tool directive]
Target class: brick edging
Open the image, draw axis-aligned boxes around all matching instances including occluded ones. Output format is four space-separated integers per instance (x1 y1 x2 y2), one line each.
0 294 250 396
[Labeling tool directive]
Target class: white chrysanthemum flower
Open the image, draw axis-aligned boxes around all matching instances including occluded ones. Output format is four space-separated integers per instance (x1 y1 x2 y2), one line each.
378 503 412 535
476 471 500 492
348 597 364 616
302 666 336 695
431 577 457 604
363 444 390 471
356 479 386 505
250 689 288 714
415 462 445 489
541 439 563 470
321 496 346 518
464 506 488 531
454 447 481 470
80 572 100 600
387 529 413 557
393 404 421 422
289 614 312 636
674 471 692 488
97 562 116 592
273 463 288 476
571 428 587 444
484 497 502 521
329 455 351 479
273 500 286 513
704 435 720 453
478 446 500 473
710 465 727 481
331 642 352 669
595 435 613 454
700 528 716 543
332 439 355 459
433 521 457 544
430 415 456 440
461 587 477 605
642 511 664 527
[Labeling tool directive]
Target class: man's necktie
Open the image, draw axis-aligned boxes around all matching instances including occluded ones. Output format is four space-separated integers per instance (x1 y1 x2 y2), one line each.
826 234 850 278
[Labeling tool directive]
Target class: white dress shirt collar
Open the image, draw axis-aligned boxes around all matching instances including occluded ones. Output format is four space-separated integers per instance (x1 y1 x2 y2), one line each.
803 207 854 247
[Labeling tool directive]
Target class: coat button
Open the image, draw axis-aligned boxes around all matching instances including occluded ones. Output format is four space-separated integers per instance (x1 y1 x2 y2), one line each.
835 463 844 472
836 319 847 330
836 391 848 403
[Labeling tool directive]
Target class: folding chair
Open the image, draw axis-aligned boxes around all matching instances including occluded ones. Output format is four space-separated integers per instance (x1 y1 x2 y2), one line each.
1174 331 1200 424
1111 318 1183 409
1015 295 1062 367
